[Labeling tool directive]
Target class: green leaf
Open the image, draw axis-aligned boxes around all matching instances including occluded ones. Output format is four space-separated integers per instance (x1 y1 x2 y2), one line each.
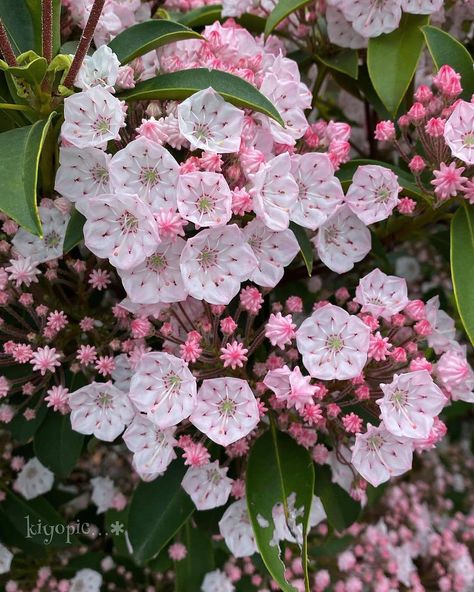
368 14 428 115
106 507 130 557
289 222 313 277
8 394 48 444
108 20 202 65
422 25 474 100
317 49 358 79
451 204 474 345
246 427 315 592
63 209 85 253
175 522 214 592
264 0 312 36
0 54 48 86
128 459 194 564
118 68 284 126
34 411 84 478
0 112 55 235
314 465 361 531
177 4 223 27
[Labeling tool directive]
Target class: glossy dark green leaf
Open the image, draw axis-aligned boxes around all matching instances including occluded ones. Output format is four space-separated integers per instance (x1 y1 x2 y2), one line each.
128 459 194 564
108 20 202 65
175 522 214 592
422 25 474 100
0 55 48 86
63 209 86 253
178 4 223 27
290 222 313 277
368 14 428 114
317 49 358 79
106 508 130 557
34 411 84 477
314 465 361 531
0 112 55 235
451 204 474 345
8 394 48 444
264 0 313 36
246 427 314 592
119 68 284 126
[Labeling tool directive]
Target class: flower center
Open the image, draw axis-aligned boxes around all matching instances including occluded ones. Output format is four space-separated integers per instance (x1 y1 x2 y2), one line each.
323 225 340 244
208 469 223 484
367 434 383 451
119 211 139 234
219 397 236 417
147 253 167 271
192 123 211 142
140 167 160 187
44 231 61 248
463 132 474 148
163 372 182 394
94 115 111 134
197 194 214 213
91 165 109 184
96 391 113 409
376 186 390 203
325 334 344 352
197 246 218 270
391 389 408 409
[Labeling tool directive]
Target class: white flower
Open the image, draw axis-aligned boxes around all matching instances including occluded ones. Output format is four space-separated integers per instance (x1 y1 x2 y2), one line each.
15 457 54 500
182 461 233 511
218 499 257 557
70 568 103 592
425 296 456 354
75 45 120 90
91 476 117 514
177 172 232 227
201 569 235 592
354 268 409 320
0 543 13 575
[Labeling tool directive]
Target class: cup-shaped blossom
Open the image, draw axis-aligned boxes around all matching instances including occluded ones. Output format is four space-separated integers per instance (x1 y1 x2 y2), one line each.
425 296 456 354
129 352 197 429
218 499 257 558
55 147 111 204
109 137 180 210
14 458 54 500
351 423 413 487
345 165 401 224
264 365 318 410
243 218 300 288
123 414 177 480
75 45 120 90
443 100 474 165
190 377 259 446
82 193 161 270
377 371 447 439
401 0 443 14
314 205 371 273
62 86 126 149
290 153 344 230
354 268 409 320
339 0 402 37
249 153 299 231
12 207 70 264
69 381 135 441
296 304 371 380
177 87 244 153
179 224 258 305
436 347 474 403
117 238 188 304
181 461 233 510
177 171 232 227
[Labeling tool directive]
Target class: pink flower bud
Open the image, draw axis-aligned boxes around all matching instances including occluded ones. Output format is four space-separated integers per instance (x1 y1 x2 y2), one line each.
409 155 426 174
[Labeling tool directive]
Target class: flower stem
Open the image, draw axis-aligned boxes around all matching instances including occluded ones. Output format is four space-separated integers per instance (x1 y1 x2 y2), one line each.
0 20 17 67
42 0 53 62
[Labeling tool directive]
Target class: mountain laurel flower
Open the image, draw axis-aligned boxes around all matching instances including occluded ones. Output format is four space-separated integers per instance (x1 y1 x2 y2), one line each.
351 423 414 487
177 87 244 153
374 121 396 142
129 352 197 429
264 365 318 410
82 193 161 270
345 165 401 225
354 268 409 320
181 461 233 510
443 100 474 165
220 341 248 369
240 286 264 315
179 224 257 305
218 499 258 558
431 162 468 200
296 304 370 380
377 370 447 439
190 377 259 446
177 172 232 227
62 86 126 149
338 0 402 38
433 64 463 97
14 458 54 500
30 346 62 375
265 312 296 349
69 381 134 442
75 45 120 90
436 348 474 403
5 256 40 287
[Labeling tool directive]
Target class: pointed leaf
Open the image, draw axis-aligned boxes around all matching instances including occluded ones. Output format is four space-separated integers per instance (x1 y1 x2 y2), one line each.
317 49 359 79
108 20 202 65
290 222 313 277
128 459 194 564
451 204 474 345
246 427 314 592
264 0 313 36
314 465 361 531
118 68 284 126
63 209 85 253
177 4 223 27
368 14 428 115
0 112 55 235
175 522 214 592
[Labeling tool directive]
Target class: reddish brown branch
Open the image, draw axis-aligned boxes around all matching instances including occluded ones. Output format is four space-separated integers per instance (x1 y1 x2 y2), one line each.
0 20 17 67
42 0 53 62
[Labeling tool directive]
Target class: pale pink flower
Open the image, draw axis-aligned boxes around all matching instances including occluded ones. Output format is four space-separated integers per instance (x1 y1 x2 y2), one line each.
177 87 244 153
401 0 442 13
129 352 197 428
136 117 167 144
75 45 120 90
12 207 69 264
46 310 68 333
95 355 115 377
351 423 413 487
374 121 396 142
354 268 409 320
0 376 9 398
76 344 97 366
220 341 248 369
443 100 474 165
425 296 456 354
6 257 40 287
82 193 161 270
431 162 467 199
220 316 237 335
265 312 296 349
69 381 134 441
30 346 61 375
62 86 126 149
436 347 474 403
314 205 371 273
179 224 257 305
181 441 210 467
326 5 368 49
264 365 318 410
190 377 259 446
345 165 401 224
181 461 233 510
118 238 188 304
55 147 111 204
168 543 187 561
377 370 446 439
239 286 264 314
296 304 370 380
14 458 54 500
249 153 298 231
339 0 402 37
88 269 111 290
45 385 70 414
290 153 344 230
123 414 177 480
218 499 257 558
177 172 232 227
109 137 179 210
